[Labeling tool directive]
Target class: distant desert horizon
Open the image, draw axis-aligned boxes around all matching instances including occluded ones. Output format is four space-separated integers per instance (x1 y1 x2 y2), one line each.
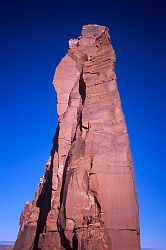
0 241 165 250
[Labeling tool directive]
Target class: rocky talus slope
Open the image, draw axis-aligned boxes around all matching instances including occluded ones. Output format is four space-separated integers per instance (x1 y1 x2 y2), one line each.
14 24 140 250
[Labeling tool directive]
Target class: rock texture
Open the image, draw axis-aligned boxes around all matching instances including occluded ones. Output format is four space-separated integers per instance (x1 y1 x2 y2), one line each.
14 24 140 250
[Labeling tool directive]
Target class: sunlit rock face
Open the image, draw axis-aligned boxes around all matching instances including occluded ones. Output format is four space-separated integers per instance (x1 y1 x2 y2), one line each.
14 24 140 250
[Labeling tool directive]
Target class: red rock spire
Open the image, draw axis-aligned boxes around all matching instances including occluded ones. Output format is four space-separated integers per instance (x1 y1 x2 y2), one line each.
14 24 140 250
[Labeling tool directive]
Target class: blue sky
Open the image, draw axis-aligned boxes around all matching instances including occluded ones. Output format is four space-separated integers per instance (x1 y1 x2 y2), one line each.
0 0 166 249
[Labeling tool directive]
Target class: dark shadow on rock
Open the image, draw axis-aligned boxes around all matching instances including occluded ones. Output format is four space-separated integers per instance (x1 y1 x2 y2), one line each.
33 125 59 250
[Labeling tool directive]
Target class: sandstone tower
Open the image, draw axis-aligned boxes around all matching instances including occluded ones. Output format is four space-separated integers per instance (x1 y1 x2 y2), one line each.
14 24 140 250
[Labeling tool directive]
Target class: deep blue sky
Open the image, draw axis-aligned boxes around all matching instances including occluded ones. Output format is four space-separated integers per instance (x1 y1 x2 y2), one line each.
0 0 166 249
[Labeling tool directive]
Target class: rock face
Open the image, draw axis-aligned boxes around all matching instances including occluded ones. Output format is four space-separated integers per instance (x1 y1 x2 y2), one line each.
14 24 140 250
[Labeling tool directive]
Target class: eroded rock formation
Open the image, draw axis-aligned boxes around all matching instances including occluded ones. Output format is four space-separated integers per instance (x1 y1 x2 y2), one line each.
14 24 140 250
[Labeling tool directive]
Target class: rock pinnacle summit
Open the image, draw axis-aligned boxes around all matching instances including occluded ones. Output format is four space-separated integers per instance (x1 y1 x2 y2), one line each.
14 24 140 250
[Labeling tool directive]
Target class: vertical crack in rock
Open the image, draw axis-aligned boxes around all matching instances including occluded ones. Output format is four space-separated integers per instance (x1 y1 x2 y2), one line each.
56 70 87 249
14 24 140 250
79 73 86 133
79 72 86 105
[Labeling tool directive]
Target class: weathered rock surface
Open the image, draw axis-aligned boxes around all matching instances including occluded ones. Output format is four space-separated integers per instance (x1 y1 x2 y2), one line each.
14 24 140 250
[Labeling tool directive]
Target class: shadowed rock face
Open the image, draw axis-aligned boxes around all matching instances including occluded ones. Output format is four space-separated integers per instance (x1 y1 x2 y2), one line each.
14 24 140 250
